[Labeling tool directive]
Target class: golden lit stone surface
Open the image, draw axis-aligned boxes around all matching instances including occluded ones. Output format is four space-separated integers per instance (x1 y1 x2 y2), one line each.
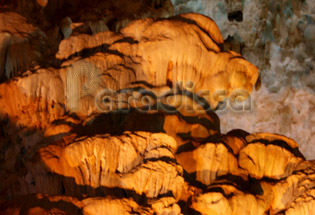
0 1 313 214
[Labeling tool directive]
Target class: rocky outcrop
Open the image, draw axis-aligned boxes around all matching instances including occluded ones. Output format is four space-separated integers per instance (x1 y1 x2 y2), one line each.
39 132 184 199
0 0 174 81
170 0 315 160
1 124 314 214
0 2 314 215
0 12 45 80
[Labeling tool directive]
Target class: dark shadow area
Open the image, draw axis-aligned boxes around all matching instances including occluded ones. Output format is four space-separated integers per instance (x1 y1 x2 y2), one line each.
69 110 166 136
226 129 250 139
176 141 198 154
113 37 139 45
0 194 83 215
182 171 207 190
67 107 220 149
223 35 245 54
183 170 264 197
228 11 243 22
208 174 264 196
178 200 202 215
45 80 222 148
59 42 111 62
19 196 83 215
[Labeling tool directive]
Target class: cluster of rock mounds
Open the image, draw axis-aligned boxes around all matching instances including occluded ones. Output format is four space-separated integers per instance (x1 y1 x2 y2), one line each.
0 1 314 214
1 122 314 214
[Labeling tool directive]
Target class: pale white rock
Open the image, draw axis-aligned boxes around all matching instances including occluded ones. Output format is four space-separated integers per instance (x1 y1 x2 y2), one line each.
115 19 132 32
88 19 110 35
60 17 73 39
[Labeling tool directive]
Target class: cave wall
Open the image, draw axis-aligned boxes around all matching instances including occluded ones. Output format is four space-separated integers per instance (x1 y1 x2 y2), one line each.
171 0 315 160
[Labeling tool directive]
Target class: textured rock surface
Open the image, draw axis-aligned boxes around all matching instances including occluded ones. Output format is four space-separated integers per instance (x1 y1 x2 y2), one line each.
0 1 314 215
0 0 174 81
170 0 315 160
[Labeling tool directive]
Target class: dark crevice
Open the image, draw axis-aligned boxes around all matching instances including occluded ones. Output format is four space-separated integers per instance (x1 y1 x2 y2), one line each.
182 171 207 190
178 200 202 215
144 156 177 164
61 181 66 195
175 141 196 154
228 11 243 22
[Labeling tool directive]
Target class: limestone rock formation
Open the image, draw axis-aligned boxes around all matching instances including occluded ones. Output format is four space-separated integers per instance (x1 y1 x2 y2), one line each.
0 1 314 215
0 12 45 80
170 0 315 160
0 0 174 82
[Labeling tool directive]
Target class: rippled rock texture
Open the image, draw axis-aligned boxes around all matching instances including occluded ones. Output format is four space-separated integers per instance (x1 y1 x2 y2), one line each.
0 1 314 215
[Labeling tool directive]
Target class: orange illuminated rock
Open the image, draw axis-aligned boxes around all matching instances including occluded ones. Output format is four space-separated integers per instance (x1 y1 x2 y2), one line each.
0 5 313 215
176 142 248 185
0 12 44 80
239 133 304 180
56 13 259 109
39 132 184 199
